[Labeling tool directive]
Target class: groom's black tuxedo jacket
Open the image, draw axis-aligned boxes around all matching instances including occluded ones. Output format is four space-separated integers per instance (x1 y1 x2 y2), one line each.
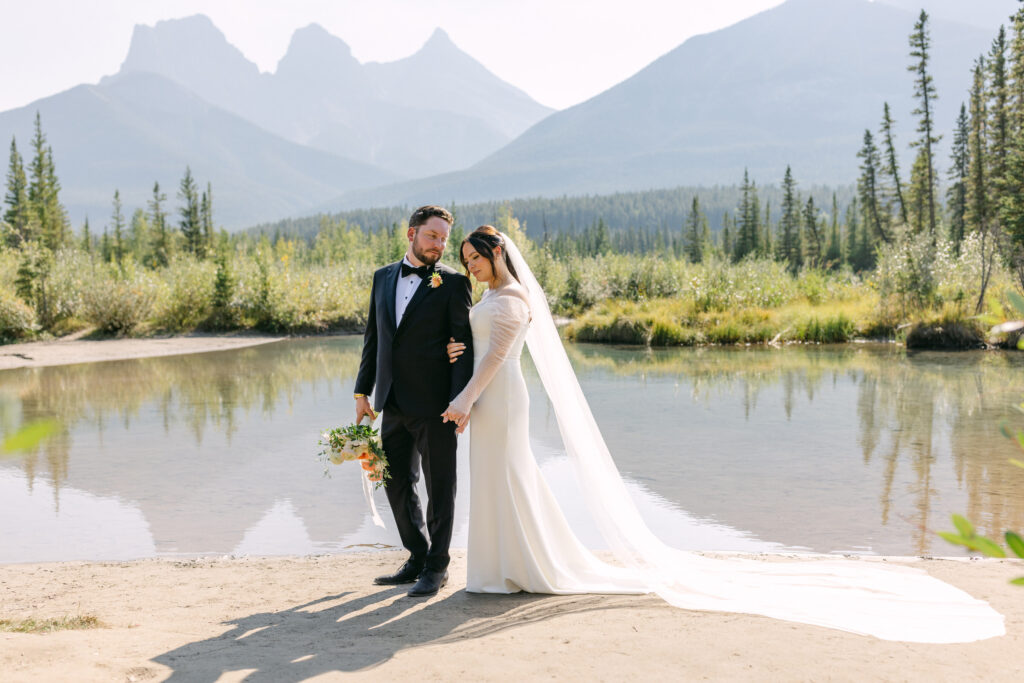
355 261 474 417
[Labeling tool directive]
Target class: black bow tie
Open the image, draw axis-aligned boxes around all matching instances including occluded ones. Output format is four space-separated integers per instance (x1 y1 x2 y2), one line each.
401 263 433 279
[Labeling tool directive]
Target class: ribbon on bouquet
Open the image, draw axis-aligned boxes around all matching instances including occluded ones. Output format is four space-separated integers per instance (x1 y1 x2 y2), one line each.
358 413 386 528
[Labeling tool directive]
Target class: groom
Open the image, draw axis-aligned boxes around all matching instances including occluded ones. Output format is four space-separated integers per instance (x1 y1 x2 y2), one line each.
354 205 474 597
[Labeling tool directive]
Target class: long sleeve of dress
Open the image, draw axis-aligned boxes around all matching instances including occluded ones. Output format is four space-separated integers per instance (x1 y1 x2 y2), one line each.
447 294 530 416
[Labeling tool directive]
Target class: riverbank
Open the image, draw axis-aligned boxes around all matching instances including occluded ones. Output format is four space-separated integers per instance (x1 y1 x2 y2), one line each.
0 332 284 370
0 550 1020 682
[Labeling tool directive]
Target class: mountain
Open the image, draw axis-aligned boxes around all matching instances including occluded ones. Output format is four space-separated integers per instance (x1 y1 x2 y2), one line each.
877 0 1018 32
0 72 397 228
106 16 553 176
323 0 1007 211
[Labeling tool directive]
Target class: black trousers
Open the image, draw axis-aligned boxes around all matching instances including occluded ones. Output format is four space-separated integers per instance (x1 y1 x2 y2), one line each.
380 402 458 572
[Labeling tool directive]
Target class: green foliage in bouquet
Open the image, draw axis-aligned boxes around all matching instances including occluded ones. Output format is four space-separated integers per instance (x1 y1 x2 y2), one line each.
317 422 390 489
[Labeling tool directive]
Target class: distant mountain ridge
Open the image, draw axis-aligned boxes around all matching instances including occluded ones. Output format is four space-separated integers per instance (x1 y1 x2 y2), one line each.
0 14 552 228
0 72 398 228
105 16 552 176
1 1 1017 230
322 0 1013 213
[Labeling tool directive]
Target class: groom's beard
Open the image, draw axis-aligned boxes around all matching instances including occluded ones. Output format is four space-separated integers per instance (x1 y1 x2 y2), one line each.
412 242 442 266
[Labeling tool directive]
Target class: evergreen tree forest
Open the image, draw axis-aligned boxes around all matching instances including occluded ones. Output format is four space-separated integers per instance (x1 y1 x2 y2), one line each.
2 8 1024 347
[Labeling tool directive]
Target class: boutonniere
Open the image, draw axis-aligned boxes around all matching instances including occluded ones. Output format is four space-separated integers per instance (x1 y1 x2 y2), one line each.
429 270 443 288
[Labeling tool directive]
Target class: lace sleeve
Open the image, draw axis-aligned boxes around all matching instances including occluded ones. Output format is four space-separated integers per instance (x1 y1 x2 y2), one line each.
447 293 530 415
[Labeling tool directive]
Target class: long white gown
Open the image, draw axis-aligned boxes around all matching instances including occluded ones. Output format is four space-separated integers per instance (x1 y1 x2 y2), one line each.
453 289 647 594
446 244 1005 644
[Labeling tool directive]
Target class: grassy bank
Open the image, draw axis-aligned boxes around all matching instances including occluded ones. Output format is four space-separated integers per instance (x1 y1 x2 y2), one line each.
0 218 1018 349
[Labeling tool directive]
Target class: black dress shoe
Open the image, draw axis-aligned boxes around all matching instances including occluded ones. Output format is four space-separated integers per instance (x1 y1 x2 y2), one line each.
407 569 448 597
373 560 423 586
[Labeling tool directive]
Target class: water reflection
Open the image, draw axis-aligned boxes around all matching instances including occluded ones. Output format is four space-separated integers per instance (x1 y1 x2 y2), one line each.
1 339 1022 562
563 344 1024 555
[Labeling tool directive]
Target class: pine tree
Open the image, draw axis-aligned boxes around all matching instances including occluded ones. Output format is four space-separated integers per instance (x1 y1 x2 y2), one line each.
778 165 802 271
761 199 773 257
100 228 112 263
1001 5 1024 289
988 26 1010 198
684 195 705 263
3 137 30 246
178 167 203 257
81 217 92 254
201 181 214 254
825 193 842 266
947 103 970 249
907 10 941 235
845 197 860 268
27 113 68 251
879 102 909 225
967 57 990 235
111 189 126 265
735 169 760 260
43 146 69 249
129 208 149 263
857 129 887 252
149 181 170 267
721 211 733 257
803 196 823 268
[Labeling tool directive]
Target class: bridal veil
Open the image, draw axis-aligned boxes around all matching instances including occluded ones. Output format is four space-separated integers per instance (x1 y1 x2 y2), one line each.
501 233 1005 643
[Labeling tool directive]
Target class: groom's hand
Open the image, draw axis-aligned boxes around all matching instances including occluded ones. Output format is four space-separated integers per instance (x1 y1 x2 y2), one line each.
446 337 466 364
355 395 376 424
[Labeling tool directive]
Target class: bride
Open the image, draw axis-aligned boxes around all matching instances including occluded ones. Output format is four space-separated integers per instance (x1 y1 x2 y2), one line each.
439 225 1005 643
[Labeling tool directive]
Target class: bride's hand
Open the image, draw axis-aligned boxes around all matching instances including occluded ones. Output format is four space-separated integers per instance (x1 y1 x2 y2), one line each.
446 337 466 364
441 406 469 432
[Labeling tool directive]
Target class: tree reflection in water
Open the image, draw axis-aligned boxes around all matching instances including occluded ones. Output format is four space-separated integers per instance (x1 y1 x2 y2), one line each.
564 343 1024 553
2 338 1023 558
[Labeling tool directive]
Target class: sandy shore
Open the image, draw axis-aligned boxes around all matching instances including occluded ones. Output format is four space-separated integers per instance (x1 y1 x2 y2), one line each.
0 333 285 371
0 550 1020 682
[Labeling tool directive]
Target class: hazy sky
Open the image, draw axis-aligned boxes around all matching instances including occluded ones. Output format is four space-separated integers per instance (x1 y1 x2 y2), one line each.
1 0 786 112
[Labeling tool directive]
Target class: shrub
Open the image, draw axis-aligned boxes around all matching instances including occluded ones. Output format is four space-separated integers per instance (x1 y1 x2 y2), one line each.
152 257 216 331
0 286 37 341
81 266 157 335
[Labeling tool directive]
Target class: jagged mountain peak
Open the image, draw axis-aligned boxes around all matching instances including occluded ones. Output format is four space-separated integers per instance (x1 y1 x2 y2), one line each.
276 23 360 76
120 14 257 75
287 23 354 56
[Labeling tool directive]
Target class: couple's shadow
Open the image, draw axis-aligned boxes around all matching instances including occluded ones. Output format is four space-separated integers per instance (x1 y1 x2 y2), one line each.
153 584 637 682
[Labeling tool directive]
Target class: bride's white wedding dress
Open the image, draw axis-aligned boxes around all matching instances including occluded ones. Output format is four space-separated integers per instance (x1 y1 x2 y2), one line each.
454 288 647 595
445 236 1005 643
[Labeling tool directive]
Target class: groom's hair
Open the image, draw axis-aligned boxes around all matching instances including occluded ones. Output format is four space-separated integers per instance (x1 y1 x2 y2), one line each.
409 205 454 230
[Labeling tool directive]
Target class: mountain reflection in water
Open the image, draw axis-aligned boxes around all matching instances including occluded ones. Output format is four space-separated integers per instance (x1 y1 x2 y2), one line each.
1 337 1022 562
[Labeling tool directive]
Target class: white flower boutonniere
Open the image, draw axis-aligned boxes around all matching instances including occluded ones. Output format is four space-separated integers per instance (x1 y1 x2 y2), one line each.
429 271 443 288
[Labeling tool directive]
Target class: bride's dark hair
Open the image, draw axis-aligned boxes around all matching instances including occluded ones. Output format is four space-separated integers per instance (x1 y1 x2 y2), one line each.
460 225 520 283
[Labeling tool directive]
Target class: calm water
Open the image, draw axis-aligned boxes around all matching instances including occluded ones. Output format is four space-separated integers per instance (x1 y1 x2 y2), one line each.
2 337 1023 563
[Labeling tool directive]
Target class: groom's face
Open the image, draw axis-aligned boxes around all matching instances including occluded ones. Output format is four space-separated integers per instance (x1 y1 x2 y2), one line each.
408 217 451 266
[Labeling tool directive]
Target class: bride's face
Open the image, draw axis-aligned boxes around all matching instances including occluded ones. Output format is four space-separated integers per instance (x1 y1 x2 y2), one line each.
462 243 494 284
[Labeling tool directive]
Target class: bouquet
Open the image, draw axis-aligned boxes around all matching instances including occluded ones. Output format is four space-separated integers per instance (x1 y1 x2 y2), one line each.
318 421 389 488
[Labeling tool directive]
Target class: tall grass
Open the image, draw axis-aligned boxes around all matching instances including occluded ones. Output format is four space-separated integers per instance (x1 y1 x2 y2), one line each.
0 216 1017 345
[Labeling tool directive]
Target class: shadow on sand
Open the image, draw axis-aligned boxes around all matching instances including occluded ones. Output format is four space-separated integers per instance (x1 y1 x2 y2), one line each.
152 587 640 681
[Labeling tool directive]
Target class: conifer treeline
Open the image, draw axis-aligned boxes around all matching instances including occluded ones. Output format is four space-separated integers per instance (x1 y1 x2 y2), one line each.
2 114 218 268
853 7 1024 296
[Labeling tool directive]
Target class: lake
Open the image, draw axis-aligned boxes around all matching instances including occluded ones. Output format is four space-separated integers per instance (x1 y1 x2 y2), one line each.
2 337 1022 563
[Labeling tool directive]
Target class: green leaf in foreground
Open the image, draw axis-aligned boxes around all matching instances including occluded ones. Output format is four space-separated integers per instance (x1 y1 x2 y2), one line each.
1007 290 1024 316
0 419 60 456
1006 531 1024 559
1011 577 1024 586
952 514 975 538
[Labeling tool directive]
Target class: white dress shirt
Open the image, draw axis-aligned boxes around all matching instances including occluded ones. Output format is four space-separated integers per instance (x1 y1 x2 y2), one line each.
395 257 424 326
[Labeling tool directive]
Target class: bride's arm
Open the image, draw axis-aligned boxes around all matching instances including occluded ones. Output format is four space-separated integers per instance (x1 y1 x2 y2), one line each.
442 295 529 427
